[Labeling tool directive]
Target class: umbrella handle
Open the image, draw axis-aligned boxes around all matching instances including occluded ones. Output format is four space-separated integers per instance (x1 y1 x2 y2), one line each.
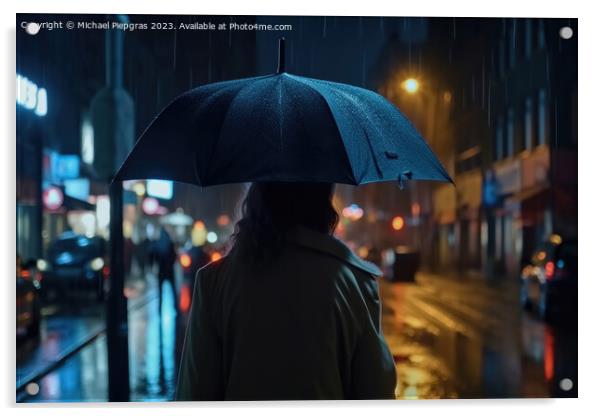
277 37 286 73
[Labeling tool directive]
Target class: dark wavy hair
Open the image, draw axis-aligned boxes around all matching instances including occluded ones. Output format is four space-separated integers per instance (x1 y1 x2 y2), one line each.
231 182 338 265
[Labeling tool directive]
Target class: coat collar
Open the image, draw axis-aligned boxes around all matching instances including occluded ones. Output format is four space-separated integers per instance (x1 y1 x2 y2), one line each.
286 226 383 277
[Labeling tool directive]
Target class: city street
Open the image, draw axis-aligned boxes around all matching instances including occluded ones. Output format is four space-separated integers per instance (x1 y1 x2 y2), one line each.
381 272 577 399
17 269 577 402
16 14 577 402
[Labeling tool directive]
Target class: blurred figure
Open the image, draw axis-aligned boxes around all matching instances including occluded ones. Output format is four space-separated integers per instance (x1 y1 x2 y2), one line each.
135 232 152 280
179 242 211 286
176 183 396 400
152 227 177 313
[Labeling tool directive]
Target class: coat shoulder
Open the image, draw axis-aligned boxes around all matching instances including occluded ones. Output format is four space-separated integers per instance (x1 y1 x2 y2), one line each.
194 256 227 289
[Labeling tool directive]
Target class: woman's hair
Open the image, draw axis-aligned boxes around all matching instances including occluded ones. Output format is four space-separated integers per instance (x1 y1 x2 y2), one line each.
231 182 338 265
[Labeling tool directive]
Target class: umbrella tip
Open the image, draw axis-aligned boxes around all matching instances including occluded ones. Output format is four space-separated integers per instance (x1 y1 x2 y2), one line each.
277 37 286 74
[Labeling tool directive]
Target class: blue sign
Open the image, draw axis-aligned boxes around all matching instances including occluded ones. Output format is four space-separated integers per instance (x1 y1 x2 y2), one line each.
482 170 500 208
54 155 80 181
64 178 90 201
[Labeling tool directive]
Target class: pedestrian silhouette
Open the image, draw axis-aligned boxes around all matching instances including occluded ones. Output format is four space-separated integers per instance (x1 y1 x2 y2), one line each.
152 227 177 315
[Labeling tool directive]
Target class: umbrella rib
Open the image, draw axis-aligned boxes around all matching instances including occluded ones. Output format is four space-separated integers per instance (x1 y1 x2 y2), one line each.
328 87 386 179
201 79 271 183
284 75 360 185
306 79 383 180
278 76 284 153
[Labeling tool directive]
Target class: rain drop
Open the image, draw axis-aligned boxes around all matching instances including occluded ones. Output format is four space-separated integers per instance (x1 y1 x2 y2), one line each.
362 49 366 87
228 17 233 48
554 101 558 150
481 58 486 109
173 30 177 69
471 75 476 102
513 18 517 49
487 77 492 126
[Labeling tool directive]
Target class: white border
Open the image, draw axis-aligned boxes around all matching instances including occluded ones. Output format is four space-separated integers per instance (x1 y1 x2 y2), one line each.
3 1 600 415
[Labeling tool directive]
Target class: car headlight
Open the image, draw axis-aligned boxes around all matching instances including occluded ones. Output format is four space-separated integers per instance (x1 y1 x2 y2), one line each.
89 257 104 271
37 259 50 271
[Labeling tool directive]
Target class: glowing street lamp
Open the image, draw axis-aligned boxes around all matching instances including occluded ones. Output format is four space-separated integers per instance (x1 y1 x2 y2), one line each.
402 78 419 94
391 216 405 231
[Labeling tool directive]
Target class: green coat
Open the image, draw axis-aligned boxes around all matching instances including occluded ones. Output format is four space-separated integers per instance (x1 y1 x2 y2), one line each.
176 226 397 401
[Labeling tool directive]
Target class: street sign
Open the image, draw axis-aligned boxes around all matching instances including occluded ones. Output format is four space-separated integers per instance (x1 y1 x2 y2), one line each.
90 87 135 181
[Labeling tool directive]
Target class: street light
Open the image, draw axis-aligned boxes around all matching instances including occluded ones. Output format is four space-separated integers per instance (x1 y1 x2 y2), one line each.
402 78 419 94
392 216 405 231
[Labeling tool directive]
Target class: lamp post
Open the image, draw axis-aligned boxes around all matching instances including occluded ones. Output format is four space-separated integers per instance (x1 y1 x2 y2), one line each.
388 75 454 270
90 14 134 402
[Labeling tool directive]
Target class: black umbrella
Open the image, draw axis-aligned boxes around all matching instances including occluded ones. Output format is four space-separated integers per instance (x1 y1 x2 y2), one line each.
114 39 452 189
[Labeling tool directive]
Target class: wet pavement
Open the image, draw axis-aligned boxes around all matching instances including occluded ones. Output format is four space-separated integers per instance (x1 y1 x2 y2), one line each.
380 272 577 399
17 269 577 402
18 275 183 402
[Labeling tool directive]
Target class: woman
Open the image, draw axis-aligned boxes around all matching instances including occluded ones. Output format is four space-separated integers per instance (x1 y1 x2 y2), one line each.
176 182 397 400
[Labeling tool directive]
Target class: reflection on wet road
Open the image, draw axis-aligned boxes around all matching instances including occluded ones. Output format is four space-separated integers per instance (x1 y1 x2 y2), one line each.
20 277 181 402
19 271 576 401
381 272 577 399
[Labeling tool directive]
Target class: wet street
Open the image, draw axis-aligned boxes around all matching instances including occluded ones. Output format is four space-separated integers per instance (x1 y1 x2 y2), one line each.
17 271 186 402
17 270 577 402
381 272 577 399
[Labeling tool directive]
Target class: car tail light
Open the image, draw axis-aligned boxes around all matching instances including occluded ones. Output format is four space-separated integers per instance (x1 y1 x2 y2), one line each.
180 253 192 269
545 261 555 281
179 284 191 313
20 269 31 280
103 265 110 279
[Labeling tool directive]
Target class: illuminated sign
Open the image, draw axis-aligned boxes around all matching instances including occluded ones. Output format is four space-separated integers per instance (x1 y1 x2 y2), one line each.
142 197 160 215
147 180 173 200
81 117 94 164
64 178 90 201
16 74 47 116
43 186 64 210
54 155 80 180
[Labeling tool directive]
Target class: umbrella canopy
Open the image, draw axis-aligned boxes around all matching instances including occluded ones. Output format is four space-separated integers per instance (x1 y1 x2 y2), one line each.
114 39 452 189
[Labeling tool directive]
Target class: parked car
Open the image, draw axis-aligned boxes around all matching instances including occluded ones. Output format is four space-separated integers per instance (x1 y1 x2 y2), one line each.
385 246 420 283
520 234 577 320
16 256 41 341
38 232 108 302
